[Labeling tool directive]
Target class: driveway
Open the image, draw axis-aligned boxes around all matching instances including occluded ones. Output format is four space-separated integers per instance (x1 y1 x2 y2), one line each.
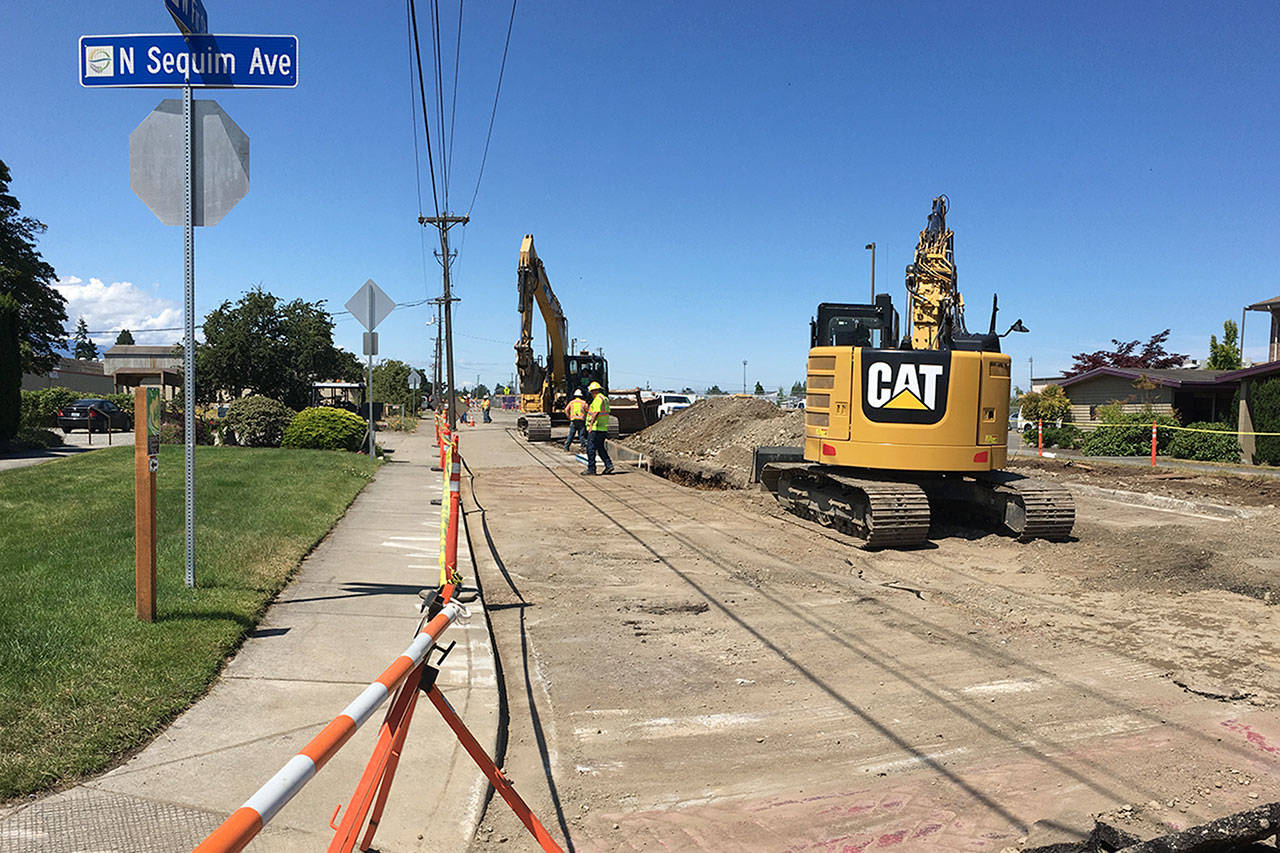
0 429 135 471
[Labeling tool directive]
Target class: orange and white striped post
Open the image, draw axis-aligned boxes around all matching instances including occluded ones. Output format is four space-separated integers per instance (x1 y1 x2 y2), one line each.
1037 419 1043 457
444 434 463 592
1151 420 1158 467
193 602 467 853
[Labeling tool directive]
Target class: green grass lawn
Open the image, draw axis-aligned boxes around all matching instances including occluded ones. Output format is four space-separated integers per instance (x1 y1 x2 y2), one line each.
0 445 378 799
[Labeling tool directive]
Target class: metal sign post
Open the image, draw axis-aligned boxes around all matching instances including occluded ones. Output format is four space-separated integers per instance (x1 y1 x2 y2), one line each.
87 7 296 589
408 369 422 417
346 279 396 459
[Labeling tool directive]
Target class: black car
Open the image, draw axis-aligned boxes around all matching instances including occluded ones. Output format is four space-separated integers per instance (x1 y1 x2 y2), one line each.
57 399 130 433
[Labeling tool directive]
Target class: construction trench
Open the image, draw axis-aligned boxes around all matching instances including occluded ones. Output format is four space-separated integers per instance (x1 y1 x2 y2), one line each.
454 401 1280 852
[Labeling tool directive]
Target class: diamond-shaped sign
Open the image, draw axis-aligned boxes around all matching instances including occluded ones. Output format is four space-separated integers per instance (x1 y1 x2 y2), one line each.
345 279 395 331
408 369 422 389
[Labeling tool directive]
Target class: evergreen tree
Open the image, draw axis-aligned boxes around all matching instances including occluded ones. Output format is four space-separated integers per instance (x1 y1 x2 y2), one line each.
0 295 20 441
115 328 135 345
73 317 98 359
1207 319 1242 370
753 380 765 395
0 160 67 374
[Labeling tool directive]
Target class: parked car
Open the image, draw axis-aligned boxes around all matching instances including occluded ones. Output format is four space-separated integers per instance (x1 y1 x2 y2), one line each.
657 393 694 419
57 399 130 433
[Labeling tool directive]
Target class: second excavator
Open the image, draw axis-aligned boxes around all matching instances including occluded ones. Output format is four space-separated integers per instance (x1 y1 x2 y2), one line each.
759 196 1075 547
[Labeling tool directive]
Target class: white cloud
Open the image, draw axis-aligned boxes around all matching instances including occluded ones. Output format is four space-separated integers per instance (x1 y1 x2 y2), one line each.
56 276 183 346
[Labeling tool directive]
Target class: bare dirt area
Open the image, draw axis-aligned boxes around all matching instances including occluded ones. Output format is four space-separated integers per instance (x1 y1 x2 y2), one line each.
460 411 1280 852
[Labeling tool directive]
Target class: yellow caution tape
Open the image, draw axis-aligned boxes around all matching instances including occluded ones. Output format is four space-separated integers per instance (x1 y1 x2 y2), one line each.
1070 422 1280 437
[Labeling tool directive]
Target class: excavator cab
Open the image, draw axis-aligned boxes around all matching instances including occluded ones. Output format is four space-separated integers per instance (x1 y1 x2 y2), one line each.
565 353 608 400
811 293 899 350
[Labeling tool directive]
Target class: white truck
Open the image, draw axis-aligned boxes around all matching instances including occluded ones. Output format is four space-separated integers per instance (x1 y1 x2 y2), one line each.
657 392 694 419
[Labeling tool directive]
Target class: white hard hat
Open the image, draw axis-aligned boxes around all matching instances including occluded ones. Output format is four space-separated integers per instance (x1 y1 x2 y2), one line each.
573 389 583 398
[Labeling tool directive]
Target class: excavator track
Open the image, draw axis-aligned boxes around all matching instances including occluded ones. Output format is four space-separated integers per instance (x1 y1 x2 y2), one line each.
975 472 1076 540
520 413 552 442
770 464 931 549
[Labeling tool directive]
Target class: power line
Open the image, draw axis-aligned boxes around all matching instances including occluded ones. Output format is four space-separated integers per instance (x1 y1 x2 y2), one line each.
447 0 463 195
407 0 441 218
430 0 449 208
467 0 517 215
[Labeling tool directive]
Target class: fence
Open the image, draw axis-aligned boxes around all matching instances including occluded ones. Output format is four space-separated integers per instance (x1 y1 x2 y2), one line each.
194 417 563 853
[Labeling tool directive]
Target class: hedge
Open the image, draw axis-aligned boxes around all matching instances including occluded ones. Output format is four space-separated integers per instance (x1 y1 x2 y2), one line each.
1023 423 1082 450
281 407 367 452
1080 409 1180 457
1168 422 1240 463
1253 377 1280 466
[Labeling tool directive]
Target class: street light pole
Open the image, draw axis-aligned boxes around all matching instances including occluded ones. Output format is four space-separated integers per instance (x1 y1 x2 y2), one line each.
865 242 876 301
742 360 747 394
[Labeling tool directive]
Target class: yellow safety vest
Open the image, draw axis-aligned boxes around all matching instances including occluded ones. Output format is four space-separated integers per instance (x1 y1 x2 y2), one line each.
588 394 610 431
568 398 587 420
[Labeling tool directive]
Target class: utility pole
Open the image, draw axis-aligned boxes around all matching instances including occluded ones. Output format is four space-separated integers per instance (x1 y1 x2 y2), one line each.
742 360 748 394
419 214 468 431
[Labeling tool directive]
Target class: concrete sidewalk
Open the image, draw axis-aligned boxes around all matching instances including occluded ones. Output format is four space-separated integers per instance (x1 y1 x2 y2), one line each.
0 428 497 852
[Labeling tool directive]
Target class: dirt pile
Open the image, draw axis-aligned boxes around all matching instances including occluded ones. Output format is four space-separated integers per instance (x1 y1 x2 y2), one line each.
624 396 803 488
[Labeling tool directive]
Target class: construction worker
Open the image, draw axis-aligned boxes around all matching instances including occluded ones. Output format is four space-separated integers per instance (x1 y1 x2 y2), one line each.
482 397 491 423
564 388 588 452
583 381 614 475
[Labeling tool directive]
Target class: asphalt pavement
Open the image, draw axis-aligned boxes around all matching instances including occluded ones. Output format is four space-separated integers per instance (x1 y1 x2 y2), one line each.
0 427 498 852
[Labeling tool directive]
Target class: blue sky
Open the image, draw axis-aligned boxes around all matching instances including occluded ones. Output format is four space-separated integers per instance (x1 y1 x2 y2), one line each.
5 1 1279 394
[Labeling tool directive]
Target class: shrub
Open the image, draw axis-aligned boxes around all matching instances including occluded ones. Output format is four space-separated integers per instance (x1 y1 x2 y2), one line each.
1080 408 1179 457
1253 377 1280 466
103 392 135 417
1022 423 1082 449
160 416 214 446
12 427 62 449
1168 422 1240 463
20 387 82 429
224 395 295 447
281 407 368 452
1017 384 1072 423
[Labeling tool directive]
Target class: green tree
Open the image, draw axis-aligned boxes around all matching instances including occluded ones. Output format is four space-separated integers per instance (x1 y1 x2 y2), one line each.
115 328 135 345
371 359 411 404
0 295 21 441
473 383 490 399
0 160 67 375
72 317 98 360
753 380 764 395
1017 384 1072 422
707 384 723 395
790 380 806 396
197 287 349 410
1207 319 1242 370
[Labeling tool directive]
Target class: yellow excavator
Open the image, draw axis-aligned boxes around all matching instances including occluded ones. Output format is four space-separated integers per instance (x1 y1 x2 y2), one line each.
514 234 610 442
760 196 1074 547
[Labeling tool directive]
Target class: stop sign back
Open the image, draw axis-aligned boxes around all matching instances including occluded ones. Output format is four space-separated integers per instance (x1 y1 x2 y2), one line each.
129 98 249 226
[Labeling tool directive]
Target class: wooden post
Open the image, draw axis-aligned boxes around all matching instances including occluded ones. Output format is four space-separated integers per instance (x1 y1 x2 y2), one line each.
135 387 157 622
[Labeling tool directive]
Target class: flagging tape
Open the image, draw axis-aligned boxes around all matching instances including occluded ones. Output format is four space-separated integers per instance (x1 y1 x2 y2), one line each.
193 602 466 853
1081 422 1280 437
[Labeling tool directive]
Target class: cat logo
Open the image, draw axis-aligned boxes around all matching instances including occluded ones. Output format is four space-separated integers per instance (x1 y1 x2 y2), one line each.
861 351 951 425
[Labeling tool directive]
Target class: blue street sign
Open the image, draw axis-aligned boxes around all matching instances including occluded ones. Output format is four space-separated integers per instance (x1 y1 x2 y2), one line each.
165 0 208 35
80 34 297 89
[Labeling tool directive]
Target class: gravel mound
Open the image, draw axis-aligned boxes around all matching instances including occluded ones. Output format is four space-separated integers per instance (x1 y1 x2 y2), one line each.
624 397 803 488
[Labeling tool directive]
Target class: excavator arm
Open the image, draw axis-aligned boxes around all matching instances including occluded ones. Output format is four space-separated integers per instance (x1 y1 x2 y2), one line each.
515 234 569 415
905 195 966 350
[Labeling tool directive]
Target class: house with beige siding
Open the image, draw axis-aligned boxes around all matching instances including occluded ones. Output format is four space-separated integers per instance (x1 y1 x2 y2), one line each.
1058 368 1236 425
